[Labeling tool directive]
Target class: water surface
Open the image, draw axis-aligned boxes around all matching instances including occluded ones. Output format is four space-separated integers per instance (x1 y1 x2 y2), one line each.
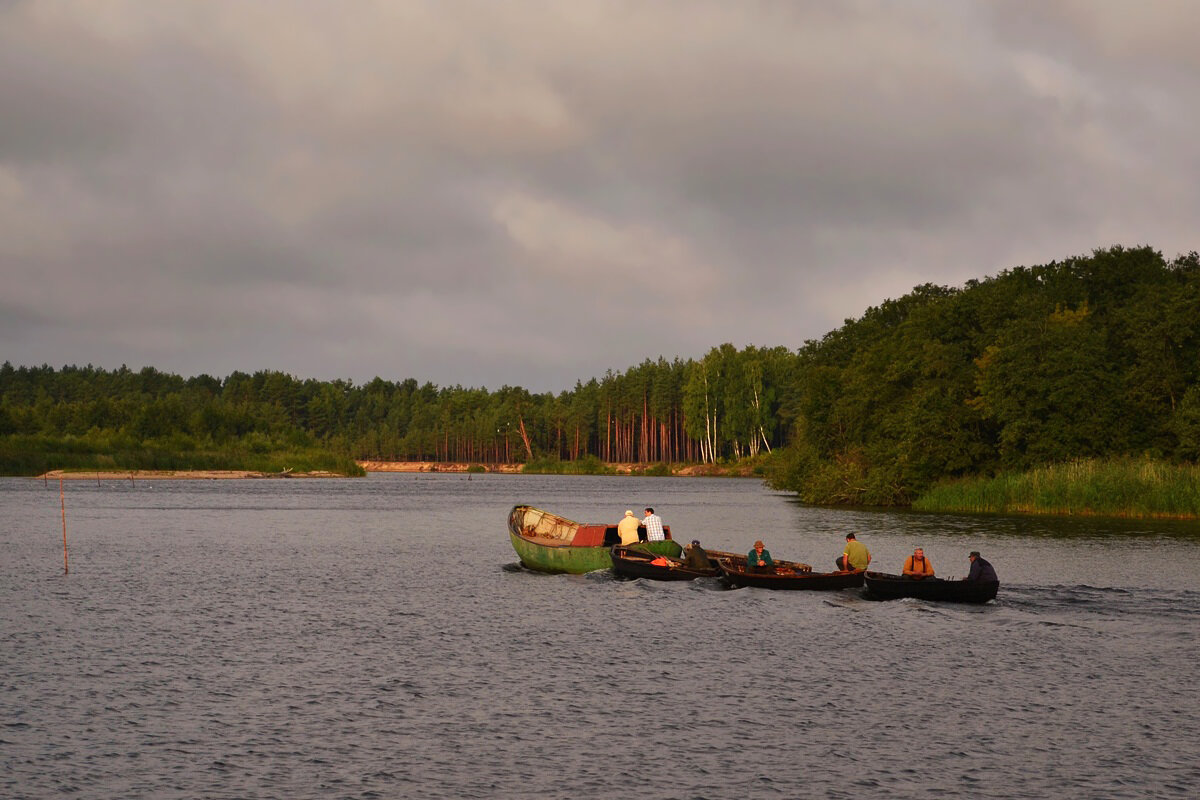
2 474 1197 799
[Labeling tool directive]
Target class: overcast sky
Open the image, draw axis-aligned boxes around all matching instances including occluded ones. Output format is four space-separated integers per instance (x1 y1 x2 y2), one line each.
2 1 1197 393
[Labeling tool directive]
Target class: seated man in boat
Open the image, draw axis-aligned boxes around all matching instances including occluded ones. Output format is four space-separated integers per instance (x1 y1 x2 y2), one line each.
617 509 641 546
966 551 998 582
683 539 714 570
747 540 774 571
902 547 936 579
836 532 871 571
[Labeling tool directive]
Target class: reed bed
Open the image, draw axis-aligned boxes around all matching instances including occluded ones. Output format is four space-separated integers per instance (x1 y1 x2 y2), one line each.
913 458 1200 518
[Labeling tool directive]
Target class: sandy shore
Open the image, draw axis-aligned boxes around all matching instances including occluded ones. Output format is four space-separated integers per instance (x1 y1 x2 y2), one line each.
36 469 342 481
358 461 523 473
34 462 757 480
358 461 757 476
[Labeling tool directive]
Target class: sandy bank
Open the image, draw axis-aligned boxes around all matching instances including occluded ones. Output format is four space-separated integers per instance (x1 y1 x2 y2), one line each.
357 461 757 476
36 469 342 481
33 462 757 480
357 461 523 473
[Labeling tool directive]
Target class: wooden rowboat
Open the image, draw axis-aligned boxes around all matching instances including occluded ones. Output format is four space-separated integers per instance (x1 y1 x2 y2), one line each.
508 505 682 574
609 544 737 581
716 557 865 590
863 571 999 603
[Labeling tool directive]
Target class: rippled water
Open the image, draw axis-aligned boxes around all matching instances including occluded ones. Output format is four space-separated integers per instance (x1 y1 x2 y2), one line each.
2 474 1198 799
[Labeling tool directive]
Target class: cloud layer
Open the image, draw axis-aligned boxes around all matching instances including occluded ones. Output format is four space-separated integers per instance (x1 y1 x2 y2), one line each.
3 1 1197 391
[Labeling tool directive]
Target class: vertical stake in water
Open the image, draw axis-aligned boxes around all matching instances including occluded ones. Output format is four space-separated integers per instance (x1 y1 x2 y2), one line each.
60 476 69 574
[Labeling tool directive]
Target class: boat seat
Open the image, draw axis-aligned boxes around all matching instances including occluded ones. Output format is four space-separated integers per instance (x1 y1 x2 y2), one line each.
571 525 607 547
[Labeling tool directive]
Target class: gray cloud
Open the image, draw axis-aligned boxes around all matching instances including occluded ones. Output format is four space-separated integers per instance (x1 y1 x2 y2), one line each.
2 1 1197 392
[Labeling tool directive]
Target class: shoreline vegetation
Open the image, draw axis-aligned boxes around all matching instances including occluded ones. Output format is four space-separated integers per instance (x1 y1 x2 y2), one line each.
39 459 761 481
7 246 1200 519
360 458 760 477
913 458 1200 520
28 457 1200 520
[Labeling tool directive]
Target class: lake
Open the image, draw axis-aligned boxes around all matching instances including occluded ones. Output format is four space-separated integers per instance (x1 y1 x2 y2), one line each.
2 473 1198 799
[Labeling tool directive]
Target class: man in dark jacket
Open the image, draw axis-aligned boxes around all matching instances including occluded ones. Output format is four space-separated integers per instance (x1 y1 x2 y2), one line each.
966 551 999 582
683 539 714 571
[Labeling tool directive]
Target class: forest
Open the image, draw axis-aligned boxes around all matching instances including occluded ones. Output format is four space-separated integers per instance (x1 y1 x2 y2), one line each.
3 245 1199 506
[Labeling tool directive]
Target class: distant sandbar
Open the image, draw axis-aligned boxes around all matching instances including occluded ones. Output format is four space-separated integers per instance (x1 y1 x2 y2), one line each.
36 469 341 481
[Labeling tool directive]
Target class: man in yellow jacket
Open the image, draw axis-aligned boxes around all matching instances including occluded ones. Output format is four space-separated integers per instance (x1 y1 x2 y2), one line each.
617 510 641 545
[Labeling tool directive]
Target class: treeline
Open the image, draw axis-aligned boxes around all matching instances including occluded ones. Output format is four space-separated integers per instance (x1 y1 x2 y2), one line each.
5 245 1199 502
763 245 1200 504
0 346 798 475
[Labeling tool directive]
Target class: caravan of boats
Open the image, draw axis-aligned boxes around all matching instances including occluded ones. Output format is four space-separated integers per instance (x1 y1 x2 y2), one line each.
509 504 1000 603
507 504 681 574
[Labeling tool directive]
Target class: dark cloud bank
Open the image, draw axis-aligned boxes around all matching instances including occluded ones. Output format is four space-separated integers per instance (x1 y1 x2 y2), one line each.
2 1 1196 392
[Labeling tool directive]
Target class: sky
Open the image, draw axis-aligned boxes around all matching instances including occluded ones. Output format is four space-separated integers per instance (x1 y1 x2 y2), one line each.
2 1 1198 393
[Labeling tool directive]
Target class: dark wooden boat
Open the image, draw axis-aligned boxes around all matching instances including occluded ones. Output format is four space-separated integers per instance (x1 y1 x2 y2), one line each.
863 571 999 604
609 544 737 581
716 557 864 590
508 505 681 574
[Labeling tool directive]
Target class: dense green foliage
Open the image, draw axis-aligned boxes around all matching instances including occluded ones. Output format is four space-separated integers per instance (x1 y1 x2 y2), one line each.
763 246 1200 504
0 432 364 476
521 455 615 475
5 245 1199 511
0 347 796 475
913 458 1200 518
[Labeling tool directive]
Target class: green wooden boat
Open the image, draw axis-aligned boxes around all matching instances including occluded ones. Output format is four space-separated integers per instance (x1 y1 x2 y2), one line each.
508 505 682 574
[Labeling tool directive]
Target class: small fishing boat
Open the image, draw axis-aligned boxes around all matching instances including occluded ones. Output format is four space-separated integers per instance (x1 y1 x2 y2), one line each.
716 557 864 590
508 505 682 574
862 571 999 604
609 544 736 581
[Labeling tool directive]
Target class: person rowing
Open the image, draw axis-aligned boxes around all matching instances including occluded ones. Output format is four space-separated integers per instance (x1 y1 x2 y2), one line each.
966 551 998 582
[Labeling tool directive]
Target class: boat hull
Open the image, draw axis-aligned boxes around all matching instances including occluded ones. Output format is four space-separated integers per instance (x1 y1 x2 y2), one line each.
717 558 864 590
507 505 681 574
509 532 681 574
863 572 999 603
609 544 730 581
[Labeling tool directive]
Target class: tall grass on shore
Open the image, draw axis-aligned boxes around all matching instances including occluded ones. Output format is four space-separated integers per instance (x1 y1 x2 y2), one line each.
521 455 616 475
913 458 1200 519
0 434 365 477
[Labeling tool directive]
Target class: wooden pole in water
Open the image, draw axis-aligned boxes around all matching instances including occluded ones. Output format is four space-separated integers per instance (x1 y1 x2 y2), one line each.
60 477 69 574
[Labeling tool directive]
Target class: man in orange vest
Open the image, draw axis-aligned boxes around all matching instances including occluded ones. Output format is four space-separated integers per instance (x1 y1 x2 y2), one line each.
903 547 935 579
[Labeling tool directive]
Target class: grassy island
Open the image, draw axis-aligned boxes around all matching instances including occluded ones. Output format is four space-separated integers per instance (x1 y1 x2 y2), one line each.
913 458 1200 519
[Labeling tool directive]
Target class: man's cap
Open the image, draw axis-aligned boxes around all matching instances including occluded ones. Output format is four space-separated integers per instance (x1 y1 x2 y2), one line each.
691 539 700 546
624 510 633 516
969 551 981 558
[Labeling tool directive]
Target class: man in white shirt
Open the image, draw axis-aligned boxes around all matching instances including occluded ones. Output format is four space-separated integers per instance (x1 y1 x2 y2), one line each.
642 507 665 541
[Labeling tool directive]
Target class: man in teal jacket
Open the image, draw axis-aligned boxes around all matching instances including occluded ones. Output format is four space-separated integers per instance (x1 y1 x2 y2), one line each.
748 540 773 571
